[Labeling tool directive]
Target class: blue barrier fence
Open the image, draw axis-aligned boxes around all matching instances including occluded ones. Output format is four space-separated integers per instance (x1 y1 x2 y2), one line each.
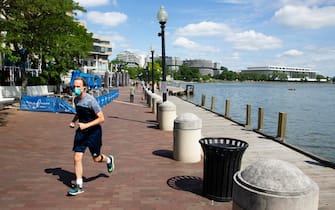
20 89 119 114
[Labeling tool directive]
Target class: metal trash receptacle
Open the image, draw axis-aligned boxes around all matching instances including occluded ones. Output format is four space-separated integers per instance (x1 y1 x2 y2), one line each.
199 137 248 202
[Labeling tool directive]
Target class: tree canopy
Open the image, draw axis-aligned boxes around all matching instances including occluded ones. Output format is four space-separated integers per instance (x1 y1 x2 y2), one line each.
0 0 93 88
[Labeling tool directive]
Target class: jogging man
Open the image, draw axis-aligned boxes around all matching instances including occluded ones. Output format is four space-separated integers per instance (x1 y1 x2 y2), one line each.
68 77 114 196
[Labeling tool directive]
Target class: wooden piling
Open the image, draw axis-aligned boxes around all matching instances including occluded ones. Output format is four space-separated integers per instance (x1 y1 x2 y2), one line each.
201 94 206 107
245 104 251 129
225 100 230 118
277 112 287 141
211 96 215 111
258 107 264 131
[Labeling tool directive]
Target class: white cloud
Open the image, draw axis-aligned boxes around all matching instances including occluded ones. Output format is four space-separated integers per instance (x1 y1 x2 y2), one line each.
231 52 240 60
273 5 335 29
87 11 127 27
227 30 282 50
175 21 282 51
175 21 231 37
75 0 110 7
173 37 220 53
277 49 303 57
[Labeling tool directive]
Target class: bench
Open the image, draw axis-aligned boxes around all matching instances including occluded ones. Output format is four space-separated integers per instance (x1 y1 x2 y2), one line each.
27 85 54 96
0 93 15 109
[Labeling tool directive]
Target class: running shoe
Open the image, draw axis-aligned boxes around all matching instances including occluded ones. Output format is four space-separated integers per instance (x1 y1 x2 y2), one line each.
107 155 115 173
68 184 84 196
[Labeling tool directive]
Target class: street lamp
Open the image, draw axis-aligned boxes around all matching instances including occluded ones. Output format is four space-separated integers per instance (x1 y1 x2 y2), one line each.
146 66 149 88
151 46 155 93
157 6 168 102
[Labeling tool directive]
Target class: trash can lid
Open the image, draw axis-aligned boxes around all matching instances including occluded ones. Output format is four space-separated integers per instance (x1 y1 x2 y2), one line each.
158 101 176 111
174 112 202 130
238 159 317 194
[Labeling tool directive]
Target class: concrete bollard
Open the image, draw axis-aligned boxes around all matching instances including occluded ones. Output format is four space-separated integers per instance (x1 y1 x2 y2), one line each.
151 94 161 114
233 159 319 210
156 99 163 123
173 113 202 163
146 90 152 107
158 101 176 131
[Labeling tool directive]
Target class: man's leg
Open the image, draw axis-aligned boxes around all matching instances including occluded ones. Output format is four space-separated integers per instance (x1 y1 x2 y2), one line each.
74 152 84 182
93 154 108 163
68 152 84 195
93 154 115 173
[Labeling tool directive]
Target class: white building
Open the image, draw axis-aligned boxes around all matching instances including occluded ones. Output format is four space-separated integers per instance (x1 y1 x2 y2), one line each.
116 51 142 67
183 59 214 76
242 66 317 81
81 35 113 76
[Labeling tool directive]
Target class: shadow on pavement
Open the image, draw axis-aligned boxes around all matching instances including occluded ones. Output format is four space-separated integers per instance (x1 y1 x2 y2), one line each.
45 167 109 187
167 175 203 196
153 149 173 160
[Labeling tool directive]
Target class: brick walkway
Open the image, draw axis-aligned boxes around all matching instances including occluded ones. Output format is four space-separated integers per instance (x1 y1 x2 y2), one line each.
0 86 232 210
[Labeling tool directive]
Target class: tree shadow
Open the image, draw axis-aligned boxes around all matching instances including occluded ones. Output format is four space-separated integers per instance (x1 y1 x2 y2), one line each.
108 115 157 125
0 111 9 127
44 167 109 188
167 175 203 196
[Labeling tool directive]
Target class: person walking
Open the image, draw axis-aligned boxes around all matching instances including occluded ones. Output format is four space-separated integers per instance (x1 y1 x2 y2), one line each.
129 83 135 103
68 77 115 196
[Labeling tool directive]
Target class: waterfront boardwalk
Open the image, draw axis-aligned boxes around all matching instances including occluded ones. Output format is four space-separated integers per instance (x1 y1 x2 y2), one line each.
0 86 334 209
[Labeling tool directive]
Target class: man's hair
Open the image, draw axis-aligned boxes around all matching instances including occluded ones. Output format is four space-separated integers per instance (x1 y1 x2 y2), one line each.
74 77 86 87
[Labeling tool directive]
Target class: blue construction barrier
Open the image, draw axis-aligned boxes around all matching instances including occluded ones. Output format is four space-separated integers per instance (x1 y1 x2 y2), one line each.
20 89 119 114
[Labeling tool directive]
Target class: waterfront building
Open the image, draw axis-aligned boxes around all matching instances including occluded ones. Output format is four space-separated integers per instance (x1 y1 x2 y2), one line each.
165 56 183 72
183 59 214 76
80 35 113 76
116 51 142 67
242 66 317 81
61 35 113 86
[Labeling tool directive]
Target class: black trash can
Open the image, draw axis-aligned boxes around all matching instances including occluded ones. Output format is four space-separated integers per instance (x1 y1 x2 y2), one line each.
199 137 248 202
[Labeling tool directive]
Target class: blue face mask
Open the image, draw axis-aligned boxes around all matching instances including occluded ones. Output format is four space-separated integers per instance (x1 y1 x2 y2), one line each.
74 88 81 96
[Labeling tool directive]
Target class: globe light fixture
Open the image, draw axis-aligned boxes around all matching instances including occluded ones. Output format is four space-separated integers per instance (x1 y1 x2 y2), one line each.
157 6 168 101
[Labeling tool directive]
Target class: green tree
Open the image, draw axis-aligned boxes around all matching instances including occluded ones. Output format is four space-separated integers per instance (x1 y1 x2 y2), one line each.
0 0 92 91
174 65 201 81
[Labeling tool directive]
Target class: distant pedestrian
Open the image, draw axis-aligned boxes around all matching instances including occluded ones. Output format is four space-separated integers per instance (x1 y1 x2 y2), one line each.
129 84 135 103
68 77 115 196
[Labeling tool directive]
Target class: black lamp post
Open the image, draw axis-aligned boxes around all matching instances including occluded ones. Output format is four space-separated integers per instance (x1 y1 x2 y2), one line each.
157 6 168 102
146 66 149 87
151 46 155 93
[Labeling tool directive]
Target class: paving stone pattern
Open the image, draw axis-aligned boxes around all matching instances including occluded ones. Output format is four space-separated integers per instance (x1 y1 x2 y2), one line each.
0 86 232 210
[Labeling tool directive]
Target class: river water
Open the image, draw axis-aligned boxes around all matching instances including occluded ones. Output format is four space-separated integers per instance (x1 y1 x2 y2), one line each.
170 81 335 163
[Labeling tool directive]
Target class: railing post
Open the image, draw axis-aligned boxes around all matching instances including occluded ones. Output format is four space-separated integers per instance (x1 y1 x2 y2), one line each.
276 112 287 142
257 107 264 131
201 94 206 107
225 99 230 119
245 104 251 129
211 96 215 111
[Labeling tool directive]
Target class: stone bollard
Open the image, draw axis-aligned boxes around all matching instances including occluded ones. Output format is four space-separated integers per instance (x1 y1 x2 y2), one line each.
173 113 202 163
156 99 163 123
151 94 161 114
233 159 319 210
158 101 176 131
146 90 152 107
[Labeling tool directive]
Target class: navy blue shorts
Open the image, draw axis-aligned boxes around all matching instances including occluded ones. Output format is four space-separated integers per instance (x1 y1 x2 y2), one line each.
73 125 102 157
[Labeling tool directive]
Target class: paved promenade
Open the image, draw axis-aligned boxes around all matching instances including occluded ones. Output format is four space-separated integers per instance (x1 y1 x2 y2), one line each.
0 86 230 210
0 85 334 209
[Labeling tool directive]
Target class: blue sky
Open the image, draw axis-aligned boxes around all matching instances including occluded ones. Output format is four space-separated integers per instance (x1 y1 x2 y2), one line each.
75 0 335 77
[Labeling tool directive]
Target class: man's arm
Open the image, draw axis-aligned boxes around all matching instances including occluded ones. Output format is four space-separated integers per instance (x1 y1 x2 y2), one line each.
69 114 78 128
78 111 105 130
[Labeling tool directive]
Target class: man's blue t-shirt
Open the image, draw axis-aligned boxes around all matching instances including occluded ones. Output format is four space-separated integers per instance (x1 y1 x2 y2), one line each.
74 94 101 124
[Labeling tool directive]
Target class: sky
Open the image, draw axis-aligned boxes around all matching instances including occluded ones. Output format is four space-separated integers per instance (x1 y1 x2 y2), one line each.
74 0 335 77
